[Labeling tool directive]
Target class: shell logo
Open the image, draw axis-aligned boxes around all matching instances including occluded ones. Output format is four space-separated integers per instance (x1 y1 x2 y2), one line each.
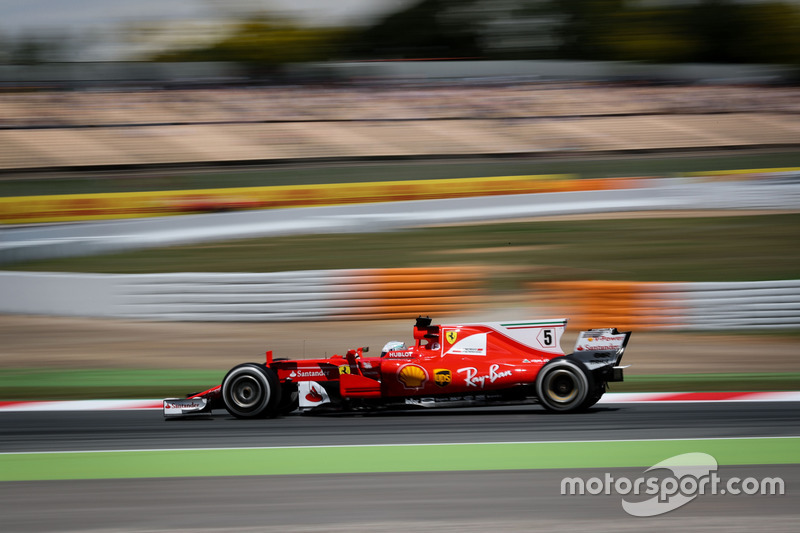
398 364 428 389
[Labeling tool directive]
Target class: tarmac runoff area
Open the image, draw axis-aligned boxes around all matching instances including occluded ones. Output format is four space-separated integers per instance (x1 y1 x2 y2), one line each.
0 466 797 532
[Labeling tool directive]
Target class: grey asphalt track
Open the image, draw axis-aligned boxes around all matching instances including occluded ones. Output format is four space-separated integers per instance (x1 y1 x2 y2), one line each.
1 466 797 533
1 402 798 532
1 401 798 452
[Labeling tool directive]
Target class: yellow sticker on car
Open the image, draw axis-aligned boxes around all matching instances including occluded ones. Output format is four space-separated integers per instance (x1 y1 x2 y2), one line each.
434 369 452 388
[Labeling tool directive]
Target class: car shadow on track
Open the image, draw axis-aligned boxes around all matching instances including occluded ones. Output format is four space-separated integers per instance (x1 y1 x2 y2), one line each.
164 405 622 421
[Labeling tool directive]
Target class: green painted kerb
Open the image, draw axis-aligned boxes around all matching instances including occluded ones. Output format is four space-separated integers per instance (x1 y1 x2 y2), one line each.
1 438 798 482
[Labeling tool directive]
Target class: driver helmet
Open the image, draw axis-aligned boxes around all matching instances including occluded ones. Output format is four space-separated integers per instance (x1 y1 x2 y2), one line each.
381 340 406 357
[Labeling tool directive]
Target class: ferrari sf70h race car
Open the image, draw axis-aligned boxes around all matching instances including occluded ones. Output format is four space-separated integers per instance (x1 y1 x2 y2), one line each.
164 317 631 418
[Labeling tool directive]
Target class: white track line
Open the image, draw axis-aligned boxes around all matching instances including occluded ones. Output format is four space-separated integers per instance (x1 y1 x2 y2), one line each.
2 435 799 456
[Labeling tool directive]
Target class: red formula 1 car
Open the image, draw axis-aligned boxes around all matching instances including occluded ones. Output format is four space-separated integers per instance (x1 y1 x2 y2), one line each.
163 317 631 418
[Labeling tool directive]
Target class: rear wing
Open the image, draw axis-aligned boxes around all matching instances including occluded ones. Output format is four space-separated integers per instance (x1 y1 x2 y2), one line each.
571 328 632 382
573 328 631 361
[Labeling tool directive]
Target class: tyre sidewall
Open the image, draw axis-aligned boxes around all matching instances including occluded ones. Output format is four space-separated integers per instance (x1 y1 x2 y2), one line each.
536 358 593 412
221 363 280 419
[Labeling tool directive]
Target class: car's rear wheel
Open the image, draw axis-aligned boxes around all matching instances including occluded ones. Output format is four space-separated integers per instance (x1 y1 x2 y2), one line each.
535 359 593 412
221 363 281 419
583 384 606 409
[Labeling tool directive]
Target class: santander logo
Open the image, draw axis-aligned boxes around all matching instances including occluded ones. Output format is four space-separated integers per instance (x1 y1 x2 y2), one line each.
305 387 324 403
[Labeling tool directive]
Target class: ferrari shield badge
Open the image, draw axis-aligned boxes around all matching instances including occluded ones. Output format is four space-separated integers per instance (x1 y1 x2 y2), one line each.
445 330 458 344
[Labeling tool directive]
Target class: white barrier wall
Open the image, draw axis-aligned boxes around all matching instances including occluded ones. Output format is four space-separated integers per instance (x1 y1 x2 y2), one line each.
676 280 800 330
0 268 481 322
0 271 119 317
1 270 799 329
118 271 359 322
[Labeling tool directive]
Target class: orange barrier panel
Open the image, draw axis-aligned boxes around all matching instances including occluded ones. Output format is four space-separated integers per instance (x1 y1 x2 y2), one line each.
531 280 683 331
331 266 484 319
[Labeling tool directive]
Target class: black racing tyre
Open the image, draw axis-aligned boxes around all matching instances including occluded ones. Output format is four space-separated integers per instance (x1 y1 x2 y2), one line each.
535 358 594 413
221 363 281 419
582 384 606 410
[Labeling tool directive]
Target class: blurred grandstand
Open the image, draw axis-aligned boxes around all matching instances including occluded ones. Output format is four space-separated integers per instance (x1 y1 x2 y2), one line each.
1 70 799 172
2 0 800 173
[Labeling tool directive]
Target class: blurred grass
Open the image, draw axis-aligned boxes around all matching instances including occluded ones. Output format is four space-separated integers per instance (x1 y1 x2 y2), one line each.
0 369 797 400
3 149 800 196
0 369 223 401
613 373 800 393
13 214 800 289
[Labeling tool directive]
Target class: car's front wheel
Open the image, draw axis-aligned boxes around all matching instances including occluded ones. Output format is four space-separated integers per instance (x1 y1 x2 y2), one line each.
221 363 281 419
535 358 593 412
